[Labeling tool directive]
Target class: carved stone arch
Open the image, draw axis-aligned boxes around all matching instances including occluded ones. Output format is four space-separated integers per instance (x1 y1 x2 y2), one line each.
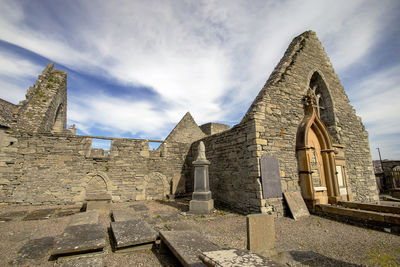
144 172 169 200
306 70 340 142
296 88 341 209
85 171 113 195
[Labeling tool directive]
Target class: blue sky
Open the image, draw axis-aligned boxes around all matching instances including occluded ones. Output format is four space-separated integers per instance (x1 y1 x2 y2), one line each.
0 0 399 160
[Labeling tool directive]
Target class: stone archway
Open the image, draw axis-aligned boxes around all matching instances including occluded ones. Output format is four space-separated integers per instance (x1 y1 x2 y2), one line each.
296 87 340 208
144 172 169 200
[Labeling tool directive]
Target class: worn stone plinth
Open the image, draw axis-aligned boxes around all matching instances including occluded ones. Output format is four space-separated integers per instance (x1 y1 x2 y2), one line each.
23 209 55 221
51 224 106 256
111 219 158 249
283 192 310 220
189 199 214 214
70 210 99 226
112 208 137 222
247 214 275 255
199 248 285 267
159 230 219 267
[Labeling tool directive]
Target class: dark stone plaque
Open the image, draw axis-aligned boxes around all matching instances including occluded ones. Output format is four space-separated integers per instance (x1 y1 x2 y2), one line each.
260 154 282 198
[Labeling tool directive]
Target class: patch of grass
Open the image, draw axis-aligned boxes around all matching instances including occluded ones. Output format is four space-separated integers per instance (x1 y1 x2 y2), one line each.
164 224 170 230
365 247 399 267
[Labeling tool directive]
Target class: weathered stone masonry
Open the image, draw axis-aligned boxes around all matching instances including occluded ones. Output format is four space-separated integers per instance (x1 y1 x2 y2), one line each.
0 31 378 215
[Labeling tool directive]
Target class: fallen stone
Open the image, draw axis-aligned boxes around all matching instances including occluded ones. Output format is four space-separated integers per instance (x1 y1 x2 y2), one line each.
69 210 99 226
199 248 285 267
111 219 158 249
111 208 137 222
159 230 219 267
52 224 106 256
23 209 55 221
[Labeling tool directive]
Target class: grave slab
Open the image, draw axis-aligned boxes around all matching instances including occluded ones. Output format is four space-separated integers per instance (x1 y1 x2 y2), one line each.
58 255 104 267
283 192 310 220
0 210 28 222
111 218 158 249
130 204 149 212
51 223 106 256
260 154 283 198
70 210 99 226
18 236 54 260
199 248 285 267
55 209 80 218
23 209 55 221
111 208 137 222
159 230 219 267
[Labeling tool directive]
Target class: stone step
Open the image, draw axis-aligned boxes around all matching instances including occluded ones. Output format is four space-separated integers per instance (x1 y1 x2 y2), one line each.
337 201 400 214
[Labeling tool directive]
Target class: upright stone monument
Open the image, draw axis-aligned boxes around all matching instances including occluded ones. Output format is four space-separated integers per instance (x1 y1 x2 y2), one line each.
189 141 214 214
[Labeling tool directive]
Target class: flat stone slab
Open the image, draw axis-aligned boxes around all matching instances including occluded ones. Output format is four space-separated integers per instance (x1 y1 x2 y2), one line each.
55 209 80 218
160 230 219 267
70 210 99 226
112 208 137 222
0 210 28 222
199 248 285 267
150 210 181 223
85 193 111 201
111 219 158 249
52 224 106 256
283 192 310 220
130 204 149 212
23 209 55 221
58 255 103 267
18 236 55 260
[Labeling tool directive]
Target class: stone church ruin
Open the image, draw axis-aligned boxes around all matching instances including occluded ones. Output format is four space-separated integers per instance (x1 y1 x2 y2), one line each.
0 31 378 215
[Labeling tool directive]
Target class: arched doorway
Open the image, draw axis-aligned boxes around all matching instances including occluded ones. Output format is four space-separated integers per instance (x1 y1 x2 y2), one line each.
296 87 341 208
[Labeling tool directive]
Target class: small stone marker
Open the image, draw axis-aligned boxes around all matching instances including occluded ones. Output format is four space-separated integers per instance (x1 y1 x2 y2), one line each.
260 154 282 199
199 248 285 267
69 210 99 226
111 208 137 222
111 219 158 249
23 209 55 221
159 230 219 267
247 214 275 255
189 141 214 214
51 224 106 256
283 192 310 220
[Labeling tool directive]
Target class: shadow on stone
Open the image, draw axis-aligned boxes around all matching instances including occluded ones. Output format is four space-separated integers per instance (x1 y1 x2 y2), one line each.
155 198 190 212
23 209 56 221
13 236 55 264
130 204 150 212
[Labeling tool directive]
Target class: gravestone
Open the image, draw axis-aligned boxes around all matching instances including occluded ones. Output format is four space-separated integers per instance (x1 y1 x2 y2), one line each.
260 154 282 199
69 210 99 226
111 208 137 222
189 141 214 214
51 224 106 256
283 192 310 220
110 218 158 250
246 214 275 255
199 248 285 267
159 230 219 267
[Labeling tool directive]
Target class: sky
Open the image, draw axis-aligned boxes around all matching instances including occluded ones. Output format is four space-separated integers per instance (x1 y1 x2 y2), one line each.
0 0 399 160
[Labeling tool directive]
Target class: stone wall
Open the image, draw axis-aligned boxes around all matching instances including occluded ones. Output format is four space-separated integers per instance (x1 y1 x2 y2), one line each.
0 99 16 128
0 132 193 205
200 122 230 136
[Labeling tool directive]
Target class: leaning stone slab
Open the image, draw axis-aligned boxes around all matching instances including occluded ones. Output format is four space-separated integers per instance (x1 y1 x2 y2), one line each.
69 210 99 226
111 208 137 222
23 209 55 221
283 192 310 220
111 219 158 249
199 248 285 267
159 230 219 267
51 224 106 256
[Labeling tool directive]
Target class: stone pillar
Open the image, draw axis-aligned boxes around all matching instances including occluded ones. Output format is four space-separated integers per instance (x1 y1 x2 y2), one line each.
189 141 214 214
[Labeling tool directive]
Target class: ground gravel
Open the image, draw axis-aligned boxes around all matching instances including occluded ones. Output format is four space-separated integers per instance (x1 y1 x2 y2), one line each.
0 199 399 266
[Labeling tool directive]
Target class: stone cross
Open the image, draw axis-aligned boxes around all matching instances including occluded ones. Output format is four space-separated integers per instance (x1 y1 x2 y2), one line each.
309 85 324 118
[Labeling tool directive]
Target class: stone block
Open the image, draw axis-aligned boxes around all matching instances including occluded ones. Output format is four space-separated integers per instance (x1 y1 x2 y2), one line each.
111 219 158 249
283 192 310 220
86 201 111 213
52 224 106 256
189 199 214 214
247 214 275 254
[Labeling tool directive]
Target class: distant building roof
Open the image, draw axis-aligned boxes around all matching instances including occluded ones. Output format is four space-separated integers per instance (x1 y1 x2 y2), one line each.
0 98 16 127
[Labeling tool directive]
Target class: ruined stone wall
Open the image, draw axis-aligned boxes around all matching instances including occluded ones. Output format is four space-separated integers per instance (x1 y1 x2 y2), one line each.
200 122 230 136
0 99 16 128
241 31 378 213
12 63 67 134
0 132 192 205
